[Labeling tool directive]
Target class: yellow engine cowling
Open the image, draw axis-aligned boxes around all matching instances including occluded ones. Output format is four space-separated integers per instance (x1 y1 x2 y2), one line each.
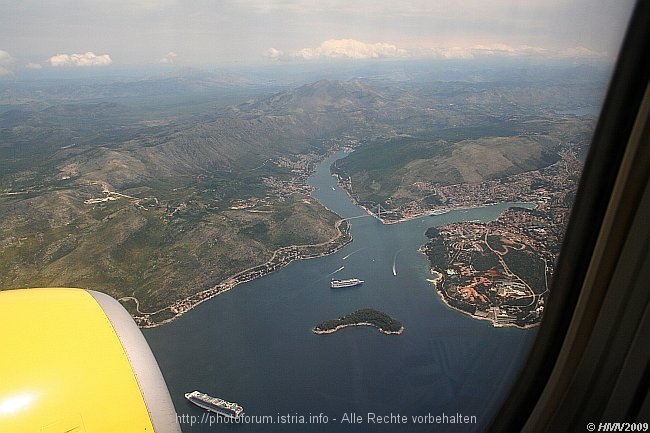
0 288 181 433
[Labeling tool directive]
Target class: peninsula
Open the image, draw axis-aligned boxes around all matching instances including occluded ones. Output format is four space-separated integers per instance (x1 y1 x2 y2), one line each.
313 308 404 335
417 143 582 328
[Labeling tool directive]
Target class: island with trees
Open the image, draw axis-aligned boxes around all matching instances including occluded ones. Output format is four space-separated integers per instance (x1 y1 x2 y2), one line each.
313 308 404 335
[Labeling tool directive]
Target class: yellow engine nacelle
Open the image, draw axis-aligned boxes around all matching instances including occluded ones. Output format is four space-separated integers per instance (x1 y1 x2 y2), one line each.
0 288 181 433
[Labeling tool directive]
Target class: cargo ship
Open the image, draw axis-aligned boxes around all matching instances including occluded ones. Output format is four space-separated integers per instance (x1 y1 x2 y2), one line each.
184 390 244 420
331 278 364 288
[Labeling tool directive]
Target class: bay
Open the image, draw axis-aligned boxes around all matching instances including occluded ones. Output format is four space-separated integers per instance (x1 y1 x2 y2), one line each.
144 150 538 432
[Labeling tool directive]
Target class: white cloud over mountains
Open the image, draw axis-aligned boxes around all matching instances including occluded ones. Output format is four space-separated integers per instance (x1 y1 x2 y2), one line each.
159 51 178 64
268 39 611 62
49 52 112 67
265 47 284 60
268 39 409 61
297 39 409 60
426 44 608 60
0 50 15 75
557 46 607 58
0 0 633 71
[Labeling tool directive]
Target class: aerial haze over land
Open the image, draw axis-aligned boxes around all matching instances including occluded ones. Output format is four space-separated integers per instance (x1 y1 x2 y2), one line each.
0 60 608 326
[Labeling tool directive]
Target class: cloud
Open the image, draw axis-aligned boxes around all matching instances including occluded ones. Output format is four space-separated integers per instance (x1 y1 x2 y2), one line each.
557 46 607 59
273 39 410 61
264 47 284 60
0 50 13 63
49 52 113 67
0 50 15 75
423 43 606 60
25 62 43 69
159 51 178 64
271 40 596 62
421 43 525 59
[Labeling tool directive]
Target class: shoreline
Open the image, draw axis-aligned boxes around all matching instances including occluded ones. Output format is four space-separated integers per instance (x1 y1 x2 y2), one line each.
426 270 443 288
123 218 352 328
343 183 541 329
334 176 535 226
312 322 405 335
123 149 353 328
129 152 539 329
435 287 539 330
362 201 537 225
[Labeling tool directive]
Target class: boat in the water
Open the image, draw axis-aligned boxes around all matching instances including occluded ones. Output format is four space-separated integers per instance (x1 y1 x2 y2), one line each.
184 390 244 419
330 278 364 288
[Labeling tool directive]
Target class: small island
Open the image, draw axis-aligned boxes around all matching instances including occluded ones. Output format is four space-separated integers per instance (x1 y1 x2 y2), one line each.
313 308 404 335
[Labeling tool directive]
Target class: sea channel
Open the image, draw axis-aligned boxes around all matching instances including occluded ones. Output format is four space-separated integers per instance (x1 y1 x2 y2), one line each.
144 151 538 433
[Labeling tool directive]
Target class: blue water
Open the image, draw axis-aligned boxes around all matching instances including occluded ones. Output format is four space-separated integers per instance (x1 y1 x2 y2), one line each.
144 151 538 432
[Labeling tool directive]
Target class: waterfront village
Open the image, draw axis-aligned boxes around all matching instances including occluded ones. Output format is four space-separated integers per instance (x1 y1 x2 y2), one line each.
128 218 351 327
372 143 582 225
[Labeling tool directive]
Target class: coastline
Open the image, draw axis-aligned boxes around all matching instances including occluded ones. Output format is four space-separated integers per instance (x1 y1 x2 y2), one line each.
122 218 352 328
361 200 536 225
313 322 405 335
331 177 542 330
338 182 543 329
421 263 512 329
123 149 354 328
435 287 539 330
426 270 443 288
333 175 535 226
128 153 538 329
312 308 405 335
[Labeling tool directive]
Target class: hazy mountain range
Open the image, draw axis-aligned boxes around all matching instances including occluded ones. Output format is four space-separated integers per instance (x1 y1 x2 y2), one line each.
0 61 606 314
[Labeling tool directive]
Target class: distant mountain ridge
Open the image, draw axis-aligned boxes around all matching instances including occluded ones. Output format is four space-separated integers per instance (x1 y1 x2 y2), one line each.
0 71 602 318
66 79 400 187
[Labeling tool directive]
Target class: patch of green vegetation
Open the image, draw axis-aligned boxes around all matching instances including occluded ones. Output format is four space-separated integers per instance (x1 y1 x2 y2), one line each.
335 117 579 208
109 213 173 268
314 308 403 334
337 137 452 174
470 252 500 272
422 228 449 269
334 137 453 203
501 249 547 295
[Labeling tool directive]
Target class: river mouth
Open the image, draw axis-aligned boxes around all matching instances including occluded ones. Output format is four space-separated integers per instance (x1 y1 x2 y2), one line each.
144 150 537 433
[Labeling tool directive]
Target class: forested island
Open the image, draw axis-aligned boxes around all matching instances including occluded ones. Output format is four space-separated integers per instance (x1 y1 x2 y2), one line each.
313 308 404 335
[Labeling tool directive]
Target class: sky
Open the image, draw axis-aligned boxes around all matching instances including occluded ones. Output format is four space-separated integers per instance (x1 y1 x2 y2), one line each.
0 0 637 76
